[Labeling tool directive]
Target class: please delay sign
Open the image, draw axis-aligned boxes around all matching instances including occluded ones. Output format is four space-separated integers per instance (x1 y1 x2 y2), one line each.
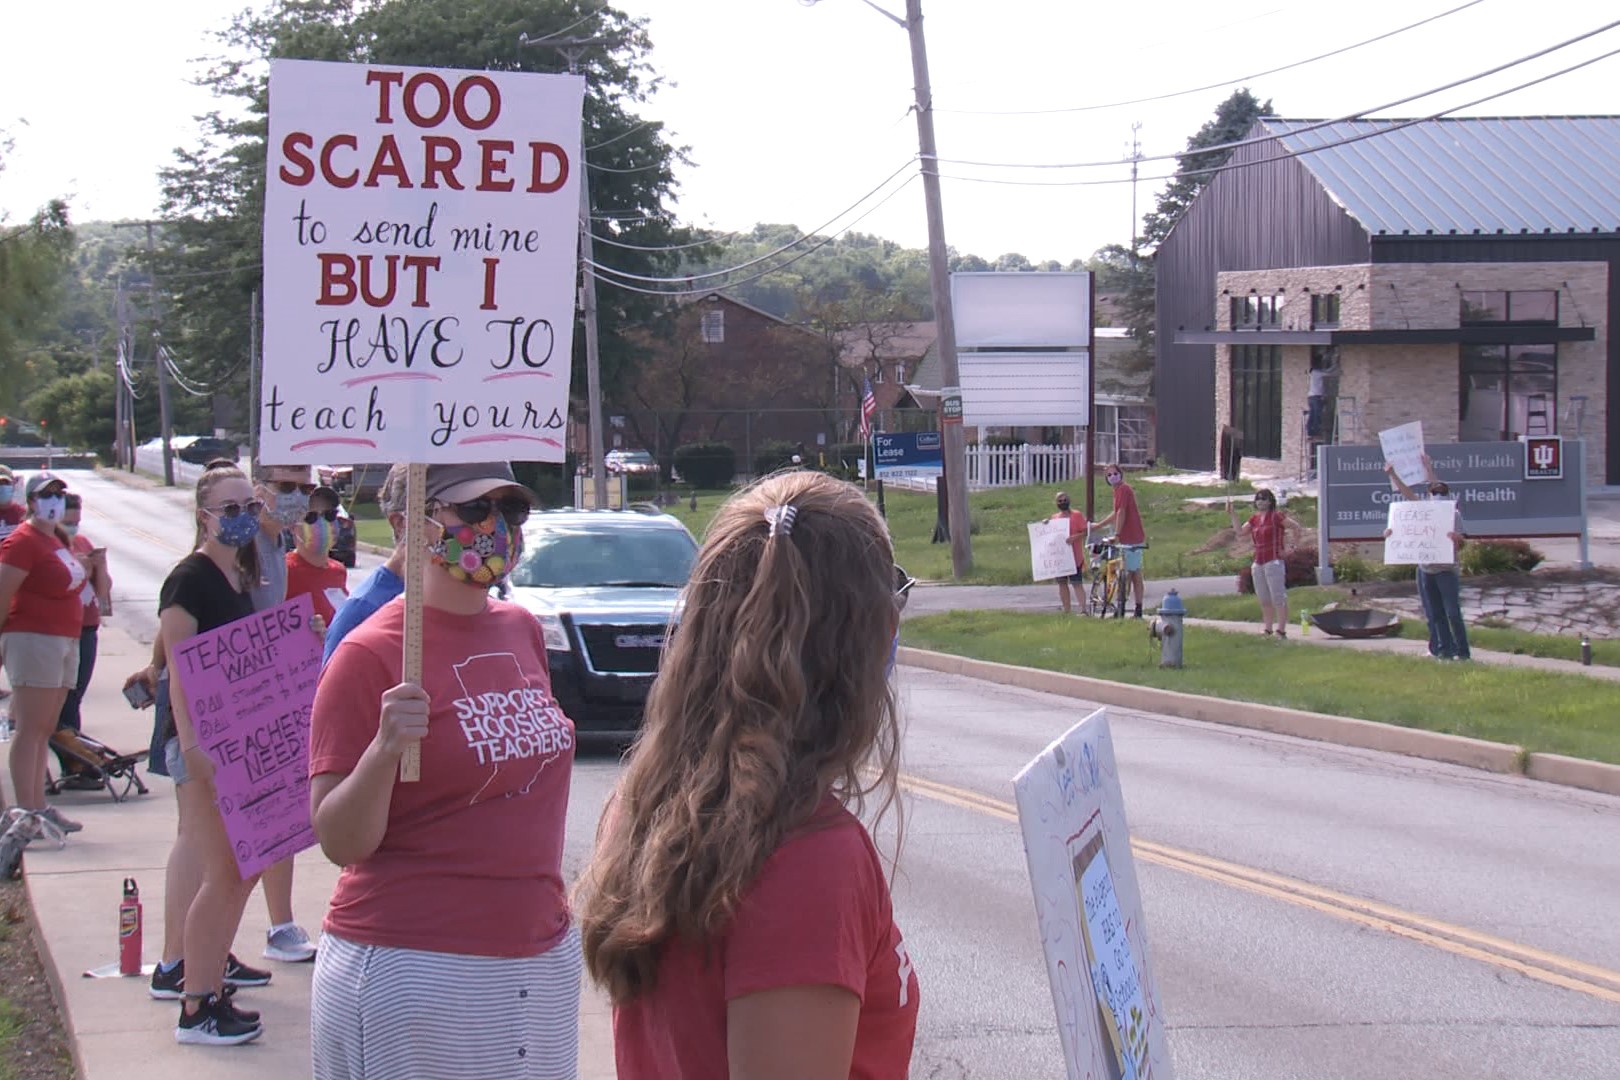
260 59 585 465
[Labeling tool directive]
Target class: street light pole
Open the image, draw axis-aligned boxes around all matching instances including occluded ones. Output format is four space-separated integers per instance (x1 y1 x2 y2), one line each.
805 0 972 576
521 32 611 509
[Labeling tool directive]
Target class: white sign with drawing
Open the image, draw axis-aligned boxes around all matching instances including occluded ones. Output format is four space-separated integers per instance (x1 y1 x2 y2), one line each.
1029 518 1080 582
1383 499 1457 565
260 59 585 465
1378 422 1427 487
1013 710 1171 1080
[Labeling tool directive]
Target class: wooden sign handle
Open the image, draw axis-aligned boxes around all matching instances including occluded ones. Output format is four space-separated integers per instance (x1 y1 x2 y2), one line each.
399 463 428 783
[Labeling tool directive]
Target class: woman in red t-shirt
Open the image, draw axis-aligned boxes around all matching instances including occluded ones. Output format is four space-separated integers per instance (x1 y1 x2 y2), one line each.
0 472 91 845
308 463 575 1080
579 471 919 1080
284 486 348 625
1228 488 1306 637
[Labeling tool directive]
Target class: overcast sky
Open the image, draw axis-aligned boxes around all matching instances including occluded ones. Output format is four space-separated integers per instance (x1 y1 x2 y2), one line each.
3 0 1617 263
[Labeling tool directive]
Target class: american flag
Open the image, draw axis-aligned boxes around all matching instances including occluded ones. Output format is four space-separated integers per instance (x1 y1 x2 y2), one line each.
859 376 877 439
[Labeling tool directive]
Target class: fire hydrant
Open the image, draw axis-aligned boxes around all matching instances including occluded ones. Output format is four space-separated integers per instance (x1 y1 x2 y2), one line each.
1149 589 1186 668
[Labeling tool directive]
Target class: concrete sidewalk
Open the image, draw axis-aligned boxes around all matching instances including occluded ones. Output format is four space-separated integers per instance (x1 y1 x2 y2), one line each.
4 623 614 1080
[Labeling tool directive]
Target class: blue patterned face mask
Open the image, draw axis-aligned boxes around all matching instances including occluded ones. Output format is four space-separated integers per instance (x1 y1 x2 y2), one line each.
212 510 260 548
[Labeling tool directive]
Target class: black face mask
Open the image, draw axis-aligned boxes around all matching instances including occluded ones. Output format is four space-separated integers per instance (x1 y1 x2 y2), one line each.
1056 500 1070 512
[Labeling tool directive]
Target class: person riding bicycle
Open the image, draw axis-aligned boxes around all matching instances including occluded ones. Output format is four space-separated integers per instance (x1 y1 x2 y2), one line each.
1092 464 1147 618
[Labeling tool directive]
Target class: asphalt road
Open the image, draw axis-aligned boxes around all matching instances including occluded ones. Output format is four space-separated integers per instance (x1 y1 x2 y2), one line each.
81 469 1620 1078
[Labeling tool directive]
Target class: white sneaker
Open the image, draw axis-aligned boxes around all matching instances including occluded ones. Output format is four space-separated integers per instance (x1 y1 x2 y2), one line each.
39 806 82 834
263 923 317 963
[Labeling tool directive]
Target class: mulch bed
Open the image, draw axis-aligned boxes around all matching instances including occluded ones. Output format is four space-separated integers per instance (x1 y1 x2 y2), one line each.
0 878 75 1080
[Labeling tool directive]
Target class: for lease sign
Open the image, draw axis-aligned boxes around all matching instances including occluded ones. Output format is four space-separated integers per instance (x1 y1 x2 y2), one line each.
260 60 585 465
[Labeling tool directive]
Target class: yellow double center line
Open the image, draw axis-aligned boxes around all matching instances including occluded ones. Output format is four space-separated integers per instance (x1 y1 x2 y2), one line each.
897 771 1620 1006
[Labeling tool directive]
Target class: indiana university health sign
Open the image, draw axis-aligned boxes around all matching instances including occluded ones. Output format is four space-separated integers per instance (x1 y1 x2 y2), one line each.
1319 440 1587 542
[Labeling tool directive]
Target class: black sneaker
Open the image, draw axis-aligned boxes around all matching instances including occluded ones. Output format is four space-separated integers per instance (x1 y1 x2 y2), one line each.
224 953 272 989
220 985 261 1024
175 993 263 1046
150 960 185 1000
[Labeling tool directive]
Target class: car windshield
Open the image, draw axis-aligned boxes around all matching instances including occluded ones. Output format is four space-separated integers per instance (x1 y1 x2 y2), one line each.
510 525 697 589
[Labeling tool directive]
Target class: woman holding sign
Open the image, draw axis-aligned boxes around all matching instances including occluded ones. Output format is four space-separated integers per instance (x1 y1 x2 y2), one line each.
154 461 275 1046
1228 489 1306 638
308 463 577 1080
578 471 918 1080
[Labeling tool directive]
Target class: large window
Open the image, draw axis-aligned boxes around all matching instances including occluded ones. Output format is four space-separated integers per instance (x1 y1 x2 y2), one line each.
1460 290 1557 325
1459 344 1558 441
1231 294 1284 329
1230 345 1283 458
700 309 725 343
1310 293 1341 328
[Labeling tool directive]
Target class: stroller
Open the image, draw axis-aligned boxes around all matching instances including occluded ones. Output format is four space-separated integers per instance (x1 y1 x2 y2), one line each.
45 728 150 803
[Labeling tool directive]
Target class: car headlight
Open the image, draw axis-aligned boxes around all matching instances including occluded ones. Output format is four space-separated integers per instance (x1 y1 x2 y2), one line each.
537 613 570 652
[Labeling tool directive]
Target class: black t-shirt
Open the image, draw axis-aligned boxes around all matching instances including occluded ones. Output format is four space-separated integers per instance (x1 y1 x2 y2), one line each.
158 553 255 737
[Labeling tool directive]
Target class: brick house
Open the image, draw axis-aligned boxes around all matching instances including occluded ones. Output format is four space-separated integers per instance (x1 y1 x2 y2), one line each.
1156 117 1619 490
835 321 934 435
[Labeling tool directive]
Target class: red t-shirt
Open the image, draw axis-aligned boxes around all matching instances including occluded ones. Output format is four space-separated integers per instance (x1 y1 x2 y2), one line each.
1247 511 1288 564
70 533 100 629
310 597 575 958
1108 482 1146 545
0 504 26 544
285 552 348 625
614 802 920 1080
0 520 88 638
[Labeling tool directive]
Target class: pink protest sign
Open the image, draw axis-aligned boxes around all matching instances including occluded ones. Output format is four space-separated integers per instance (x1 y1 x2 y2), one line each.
169 595 322 879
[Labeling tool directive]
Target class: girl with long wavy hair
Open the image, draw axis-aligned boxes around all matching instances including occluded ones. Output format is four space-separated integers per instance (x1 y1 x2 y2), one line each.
579 470 919 1080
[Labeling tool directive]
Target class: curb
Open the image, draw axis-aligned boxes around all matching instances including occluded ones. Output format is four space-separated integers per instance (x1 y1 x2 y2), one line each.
895 646 1620 795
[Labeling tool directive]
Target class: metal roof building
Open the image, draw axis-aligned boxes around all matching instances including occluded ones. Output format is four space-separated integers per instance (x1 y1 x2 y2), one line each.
1154 115 1620 486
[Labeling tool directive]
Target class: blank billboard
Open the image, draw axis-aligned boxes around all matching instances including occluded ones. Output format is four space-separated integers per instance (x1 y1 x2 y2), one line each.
952 272 1093 348
960 352 1091 427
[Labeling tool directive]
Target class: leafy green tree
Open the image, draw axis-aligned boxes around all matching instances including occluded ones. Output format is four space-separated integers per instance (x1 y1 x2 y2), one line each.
157 0 694 421
0 130 75 414
25 369 117 455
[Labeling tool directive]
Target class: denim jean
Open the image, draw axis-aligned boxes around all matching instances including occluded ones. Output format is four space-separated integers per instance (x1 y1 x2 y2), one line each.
1419 568 1470 660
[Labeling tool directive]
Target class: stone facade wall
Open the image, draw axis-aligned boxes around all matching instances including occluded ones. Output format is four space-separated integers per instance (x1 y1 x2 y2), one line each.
1211 262 1609 487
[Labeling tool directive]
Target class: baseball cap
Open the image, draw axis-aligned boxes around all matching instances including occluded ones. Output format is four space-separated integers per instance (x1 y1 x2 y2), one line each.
309 484 341 506
25 471 68 499
0 466 14 483
425 462 537 506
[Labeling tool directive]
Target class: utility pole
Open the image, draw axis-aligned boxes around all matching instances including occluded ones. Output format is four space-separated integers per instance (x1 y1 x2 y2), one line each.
115 221 175 485
1128 121 1144 259
113 279 127 470
520 31 611 509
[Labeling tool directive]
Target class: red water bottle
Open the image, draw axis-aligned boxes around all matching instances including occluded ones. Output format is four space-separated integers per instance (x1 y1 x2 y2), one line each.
118 878 142 976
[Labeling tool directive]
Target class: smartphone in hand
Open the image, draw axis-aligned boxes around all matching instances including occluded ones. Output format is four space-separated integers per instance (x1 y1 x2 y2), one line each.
123 681 155 710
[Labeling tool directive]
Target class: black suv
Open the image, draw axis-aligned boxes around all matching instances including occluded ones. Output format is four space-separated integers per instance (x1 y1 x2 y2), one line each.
505 508 698 739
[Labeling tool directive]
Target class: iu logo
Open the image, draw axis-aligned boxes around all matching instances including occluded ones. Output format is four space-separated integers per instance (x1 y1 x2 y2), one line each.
1524 436 1563 480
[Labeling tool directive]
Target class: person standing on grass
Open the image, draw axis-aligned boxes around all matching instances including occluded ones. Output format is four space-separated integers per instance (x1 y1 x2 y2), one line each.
51 493 113 789
0 472 91 854
323 465 407 667
1092 464 1148 618
1229 489 1305 638
1049 491 1089 614
1385 455 1471 662
579 471 918 1080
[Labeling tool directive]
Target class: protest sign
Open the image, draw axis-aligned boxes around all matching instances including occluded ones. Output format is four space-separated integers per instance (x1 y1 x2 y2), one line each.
1030 518 1080 581
1383 499 1457 565
1378 421 1426 487
1014 710 1171 1080
260 59 586 466
169 596 322 879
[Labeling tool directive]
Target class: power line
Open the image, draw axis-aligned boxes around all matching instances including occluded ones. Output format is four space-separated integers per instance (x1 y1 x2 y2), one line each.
935 43 1620 192
586 158 668 174
587 118 656 152
940 0 1488 116
932 18 1620 172
590 229 734 253
588 175 919 298
586 159 915 283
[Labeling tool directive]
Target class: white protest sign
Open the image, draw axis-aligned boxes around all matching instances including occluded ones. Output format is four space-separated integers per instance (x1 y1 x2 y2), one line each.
1029 518 1080 582
261 60 585 465
1378 421 1426 487
1014 710 1172 1080
1383 499 1457 565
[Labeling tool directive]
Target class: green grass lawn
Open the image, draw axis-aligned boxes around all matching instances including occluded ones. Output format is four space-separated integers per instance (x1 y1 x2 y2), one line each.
1182 588 1620 668
902 610 1620 764
662 477 1296 585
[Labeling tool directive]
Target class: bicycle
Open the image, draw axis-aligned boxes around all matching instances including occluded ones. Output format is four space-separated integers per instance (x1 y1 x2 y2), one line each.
1085 534 1128 619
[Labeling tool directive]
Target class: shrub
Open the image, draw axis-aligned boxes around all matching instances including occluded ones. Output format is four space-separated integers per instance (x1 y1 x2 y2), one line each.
1236 547 1320 594
1330 552 1377 583
673 442 737 489
752 439 800 476
1462 539 1544 576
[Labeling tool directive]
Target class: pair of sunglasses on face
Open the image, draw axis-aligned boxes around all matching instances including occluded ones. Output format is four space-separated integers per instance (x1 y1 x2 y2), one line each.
275 481 317 495
303 508 339 525
209 500 266 519
436 495 532 528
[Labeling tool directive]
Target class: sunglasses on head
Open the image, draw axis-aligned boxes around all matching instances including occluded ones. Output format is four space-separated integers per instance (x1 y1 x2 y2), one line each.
439 495 531 528
276 481 317 495
208 499 265 519
303 508 339 525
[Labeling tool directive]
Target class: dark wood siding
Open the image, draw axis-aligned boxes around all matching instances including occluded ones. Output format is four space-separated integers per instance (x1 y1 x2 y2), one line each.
1372 236 1620 484
1154 123 1372 468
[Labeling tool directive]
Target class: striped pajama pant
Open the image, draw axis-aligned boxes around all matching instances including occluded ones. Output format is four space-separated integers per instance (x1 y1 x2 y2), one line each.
311 927 583 1080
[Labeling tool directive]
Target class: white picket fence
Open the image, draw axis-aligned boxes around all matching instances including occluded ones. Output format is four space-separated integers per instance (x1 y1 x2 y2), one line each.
880 443 1088 492
964 443 1087 490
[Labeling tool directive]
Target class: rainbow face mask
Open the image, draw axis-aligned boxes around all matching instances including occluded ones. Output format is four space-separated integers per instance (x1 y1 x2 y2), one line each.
429 512 514 587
